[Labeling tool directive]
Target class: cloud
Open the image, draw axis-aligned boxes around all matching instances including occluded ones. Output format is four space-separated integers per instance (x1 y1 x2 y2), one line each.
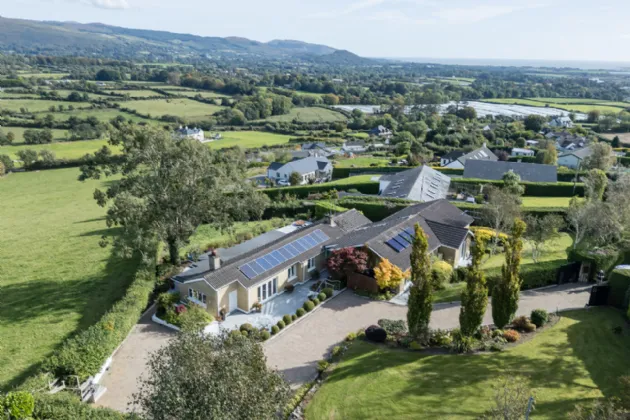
83 0 129 9
434 3 548 24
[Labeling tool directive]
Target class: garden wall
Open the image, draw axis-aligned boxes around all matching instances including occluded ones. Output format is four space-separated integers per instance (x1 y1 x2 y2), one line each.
347 272 379 294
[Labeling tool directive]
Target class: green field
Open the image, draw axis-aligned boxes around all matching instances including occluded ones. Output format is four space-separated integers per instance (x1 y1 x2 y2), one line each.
333 156 391 168
259 107 347 123
0 127 69 143
206 131 293 149
170 90 226 100
0 139 114 161
57 108 162 124
118 98 224 120
520 196 573 207
0 99 92 113
0 168 137 389
44 89 111 100
307 308 629 419
108 89 164 98
0 91 40 99
17 73 70 79
326 175 378 186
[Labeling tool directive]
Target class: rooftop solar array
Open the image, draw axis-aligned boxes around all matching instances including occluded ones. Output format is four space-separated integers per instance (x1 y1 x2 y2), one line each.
385 227 417 253
239 229 329 279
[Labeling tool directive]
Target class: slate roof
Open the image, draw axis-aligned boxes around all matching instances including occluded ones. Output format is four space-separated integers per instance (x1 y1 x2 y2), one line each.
302 142 327 150
463 160 557 183
344 141 366 147
559 146 593 160
457 144 498 166
333 199 473 271
266 156 331 175
267 162 284 171
379 166 451 202
441 150 465 161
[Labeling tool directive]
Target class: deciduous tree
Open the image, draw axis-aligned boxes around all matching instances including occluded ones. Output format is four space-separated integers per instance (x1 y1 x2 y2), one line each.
459 240 488 336
289 171 301 186
583 142 615 171
326 247 368 280
374 258 408 290
584 168 608 201
523 214 564 262
483 186 521 252
407 224 433 340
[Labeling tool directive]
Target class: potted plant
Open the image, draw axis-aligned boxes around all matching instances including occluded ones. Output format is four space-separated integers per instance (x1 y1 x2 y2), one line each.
251 301 263 312
284 284 295 293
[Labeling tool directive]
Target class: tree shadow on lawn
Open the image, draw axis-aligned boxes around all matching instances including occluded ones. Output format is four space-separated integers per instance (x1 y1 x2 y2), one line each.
1 250 139 390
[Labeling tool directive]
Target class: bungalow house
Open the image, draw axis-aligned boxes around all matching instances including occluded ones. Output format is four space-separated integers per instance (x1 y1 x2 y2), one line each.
332 200 474 272
549 116 574 128
301 142 337 158
266 156 333 184
525 140 539 147
342 140 367 153
463 160 557 183
379 166 451 202
440 150 465 167
369 125 393 138
171 211 372 318
511 148 536 157
558 147 593 169
174 126 205 142
440 144 498 169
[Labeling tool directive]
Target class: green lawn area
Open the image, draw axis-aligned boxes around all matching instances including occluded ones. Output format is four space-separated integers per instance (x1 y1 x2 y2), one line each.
333 156 392 168
57 108 162 124
118 98 224 120
259 107 347 123
17 73 69 79
0 168 138 389
0 127 69 143
206 131 293 149
171 90 226 100
307 308 630 419
107 89 164 98
182 218 291 257
433 282 466 304
481 232 573 270
0 91 40 99
520 196 573 208
0 139 115 161
0 99 92 113
327 175 378 186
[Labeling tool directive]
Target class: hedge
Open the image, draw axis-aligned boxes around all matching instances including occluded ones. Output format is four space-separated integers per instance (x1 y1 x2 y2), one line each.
263 182 379 199
43 260 156 380
567 247 625 282
485 259 567 292
314 201 349 218
608 269 630 309
453 202 568 217
451 178 584 197
331 166 464 179
337 199 408 221
508 156 537 163
33 392 129 420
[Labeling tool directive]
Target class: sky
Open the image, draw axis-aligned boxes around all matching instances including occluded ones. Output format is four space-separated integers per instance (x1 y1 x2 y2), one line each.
4 0 630 62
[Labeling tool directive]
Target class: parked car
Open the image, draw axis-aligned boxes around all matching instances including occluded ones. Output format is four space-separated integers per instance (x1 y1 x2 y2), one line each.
277 179 291 186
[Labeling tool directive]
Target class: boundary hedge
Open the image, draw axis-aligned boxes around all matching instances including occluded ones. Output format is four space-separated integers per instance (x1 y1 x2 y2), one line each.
451 178 584 197
608 269 630 309
263 182 379 199
331 166 464 179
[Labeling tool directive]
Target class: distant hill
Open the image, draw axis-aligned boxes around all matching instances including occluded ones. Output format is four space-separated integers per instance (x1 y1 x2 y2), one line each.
0 16 369 63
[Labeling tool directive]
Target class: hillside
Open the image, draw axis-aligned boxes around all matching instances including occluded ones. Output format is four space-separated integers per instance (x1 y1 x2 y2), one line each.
0 16 364 63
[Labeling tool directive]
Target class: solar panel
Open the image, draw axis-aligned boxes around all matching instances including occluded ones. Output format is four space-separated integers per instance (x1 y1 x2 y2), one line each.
302 234 318 247
386 239 405 252
291 240 306 252
271 250 286 263
399 231 414 242
312 229 329 242
256 257 272 270
239 264 257 279
286 243 300 256
392 235 410 248
263 255 279 267
249 261 264 275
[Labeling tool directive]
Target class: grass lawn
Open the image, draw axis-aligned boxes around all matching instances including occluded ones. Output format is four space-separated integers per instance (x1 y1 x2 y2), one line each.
0 168 138 389
107 89 164 98
0 92 40 99
481 232 573 270
326 175 378 186
0 139 115 161
206 131 293 149
0 127 69 143
0 99 92 113
433 282 466 304
171 90 226 100
333 156 392 168
520 196 573 208
259 107 347 123
57 108 162 124
307 308 630 419
118 98 224 120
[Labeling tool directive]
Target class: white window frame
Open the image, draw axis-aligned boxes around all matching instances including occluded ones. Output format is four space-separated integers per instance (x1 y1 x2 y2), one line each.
257 277 279 304
307 257 316 271
288 264 297 280
188 288 207 308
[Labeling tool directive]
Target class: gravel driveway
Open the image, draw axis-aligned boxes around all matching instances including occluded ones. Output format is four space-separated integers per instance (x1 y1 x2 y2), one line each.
264 283 591 387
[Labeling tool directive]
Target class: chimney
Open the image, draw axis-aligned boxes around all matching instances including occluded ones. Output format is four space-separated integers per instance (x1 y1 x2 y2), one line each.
209 250 221 270
327 214 337 227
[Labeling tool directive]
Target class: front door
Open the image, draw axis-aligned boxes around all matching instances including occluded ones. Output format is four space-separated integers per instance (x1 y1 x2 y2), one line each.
228 290 238 313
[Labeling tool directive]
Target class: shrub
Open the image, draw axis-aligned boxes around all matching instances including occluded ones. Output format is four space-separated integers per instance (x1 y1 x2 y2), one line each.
331 346 342 358
503 329 521 342
3 391 35 419
284 284 295 293
33 392 124 420
156 291 180 316
451 266 467 283
271 325 280 335
512 316 530 331
377 319 407 336
523 322 536 333
291 314 297 321
303 300 315 312
296 308 306 317
179 304 213 333
345 332 357 342
492 329 504 338
430 329 453 347
357 331 366 339
530 309 549 327
485 259 565 292
490 342 504 352
409 341 424 350
283 314 292 325
322 287 334 298
608 269 630 309
318 292 327 301
365 325 387 343
312 298 320 305
241 330 249 337
452 329 475 353
277 320 286 330
240 323 254 333
317 360 330 373
260 330 271 341
431 260 453 291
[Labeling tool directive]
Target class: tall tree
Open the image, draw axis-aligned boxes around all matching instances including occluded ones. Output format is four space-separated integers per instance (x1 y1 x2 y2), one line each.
459 240 488 336
407 224 433 339
132 332 290 420
502 170 525 197
536 142 558 165
523 214 564 262
492 218 526 328
583 142 615 171
584 168 608 201
80 126 269 264
524 114 545 132
483 186 521 252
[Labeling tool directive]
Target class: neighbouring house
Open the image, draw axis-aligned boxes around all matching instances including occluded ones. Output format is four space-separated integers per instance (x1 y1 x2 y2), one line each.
440 144 498 169
482 124 497 131
440 150 465 167
463 160 557 183
301 142 337 157
267 156 333 184
525 140 539 147
369 125 393 138
549 116 574 128
511 148 536 157
378 166 451 202
174 126 205 142
332 200 475 277
558 147 593 169
171 211 372 318
556 136 587 152
342 140 367 153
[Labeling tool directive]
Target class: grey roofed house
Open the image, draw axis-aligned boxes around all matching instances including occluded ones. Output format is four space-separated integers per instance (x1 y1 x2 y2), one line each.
173 210 371 289
369 125 393 137
332 199 474 270
457 144 498 166
559 146 593 160
301 142 327 150
379 166 451 202
463 160 557 183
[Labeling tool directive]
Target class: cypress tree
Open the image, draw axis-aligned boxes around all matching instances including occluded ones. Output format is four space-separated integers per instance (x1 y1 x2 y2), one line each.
407 223 433 339
459 240 488 336
492 218 526 328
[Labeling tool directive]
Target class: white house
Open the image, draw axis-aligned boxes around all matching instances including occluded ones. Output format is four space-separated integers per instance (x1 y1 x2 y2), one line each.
342 141 367 153
174 126 205 142
525 140 539 147
558 147 593 169
267 157 333 185
549 116 574 128
511 148 535 157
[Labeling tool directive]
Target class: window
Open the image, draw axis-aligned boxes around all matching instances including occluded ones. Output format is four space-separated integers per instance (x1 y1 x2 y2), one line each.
307 257 316 270
272 278 277 294
257 278 278 303
288 265 296 279
188 288 206 304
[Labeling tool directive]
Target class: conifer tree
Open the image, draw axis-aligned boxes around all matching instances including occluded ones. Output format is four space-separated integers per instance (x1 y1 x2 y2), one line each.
459 240 488 336
407 223 433 339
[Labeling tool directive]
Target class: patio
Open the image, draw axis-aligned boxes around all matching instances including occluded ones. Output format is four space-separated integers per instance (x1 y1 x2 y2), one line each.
204 279 328 335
